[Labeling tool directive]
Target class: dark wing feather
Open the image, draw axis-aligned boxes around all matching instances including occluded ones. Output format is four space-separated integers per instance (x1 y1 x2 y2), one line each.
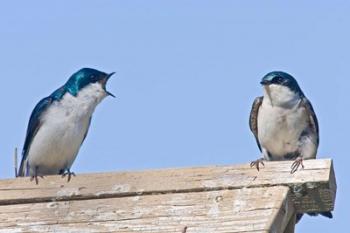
249 96 263 151
300 97 319 145
297 211 333 223
18 97 54 176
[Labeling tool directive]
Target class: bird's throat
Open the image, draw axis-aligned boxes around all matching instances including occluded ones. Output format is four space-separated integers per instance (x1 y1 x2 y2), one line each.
264 86 273 106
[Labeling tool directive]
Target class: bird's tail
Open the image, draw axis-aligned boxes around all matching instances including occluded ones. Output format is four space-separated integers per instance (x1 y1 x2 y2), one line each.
14 148 18 177
296 211 333 223
17 151 27 177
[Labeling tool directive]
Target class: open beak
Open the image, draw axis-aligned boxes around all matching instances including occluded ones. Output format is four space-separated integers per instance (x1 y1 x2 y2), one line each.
106 72 115 80
100 72 115 98
105 72 116 98
106 91 115 98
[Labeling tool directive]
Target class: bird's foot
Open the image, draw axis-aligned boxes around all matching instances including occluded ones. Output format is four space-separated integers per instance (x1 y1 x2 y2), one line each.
291 156 304 174
250 158 265 171
61 169 76 182
30 175 44 185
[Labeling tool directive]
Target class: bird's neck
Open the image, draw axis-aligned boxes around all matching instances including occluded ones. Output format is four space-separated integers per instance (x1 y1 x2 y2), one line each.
60 83 107 116
263 84 300 108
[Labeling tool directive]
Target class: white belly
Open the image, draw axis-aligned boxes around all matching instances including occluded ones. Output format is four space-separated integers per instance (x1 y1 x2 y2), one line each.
25 83 106 176
27 111 90 175
257 100 307 159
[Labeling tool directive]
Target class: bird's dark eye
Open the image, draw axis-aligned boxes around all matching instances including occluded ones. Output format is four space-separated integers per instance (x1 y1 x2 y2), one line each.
90 75 98 82
273 76 283 83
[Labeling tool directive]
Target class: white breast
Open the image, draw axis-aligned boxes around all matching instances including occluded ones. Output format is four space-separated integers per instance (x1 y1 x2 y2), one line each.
25 83 107 176
258 85 308 159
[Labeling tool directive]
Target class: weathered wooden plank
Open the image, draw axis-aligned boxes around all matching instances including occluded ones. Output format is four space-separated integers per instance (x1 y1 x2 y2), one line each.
283 214 296 233
0 159 336 214
269 189 295 233
0 186 290 233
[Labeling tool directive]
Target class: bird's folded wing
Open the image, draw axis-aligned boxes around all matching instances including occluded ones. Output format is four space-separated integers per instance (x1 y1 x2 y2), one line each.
18 96 54 176
300 97 319 145
249 96 263 151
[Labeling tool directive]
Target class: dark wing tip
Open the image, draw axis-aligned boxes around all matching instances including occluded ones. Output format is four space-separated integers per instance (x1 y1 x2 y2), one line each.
298 211 332 223
296 213 304 223
320 211 333 219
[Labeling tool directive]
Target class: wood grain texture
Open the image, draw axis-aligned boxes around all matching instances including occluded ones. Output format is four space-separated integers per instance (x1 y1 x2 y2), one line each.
0 159 336 214
0 186 291 233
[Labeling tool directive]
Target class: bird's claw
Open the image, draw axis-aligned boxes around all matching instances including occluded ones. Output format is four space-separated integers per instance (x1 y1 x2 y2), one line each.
291 157 304 174
250 158 265 171
30 175 44 185
61 170 76 182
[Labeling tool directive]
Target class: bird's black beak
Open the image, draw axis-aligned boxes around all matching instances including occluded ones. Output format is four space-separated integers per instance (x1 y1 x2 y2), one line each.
106 91 115 98
105 72 116 98
106 72 115 80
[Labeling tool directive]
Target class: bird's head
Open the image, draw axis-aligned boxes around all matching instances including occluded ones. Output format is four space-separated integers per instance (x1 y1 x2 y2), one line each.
260 71 304 105
65 68 115 97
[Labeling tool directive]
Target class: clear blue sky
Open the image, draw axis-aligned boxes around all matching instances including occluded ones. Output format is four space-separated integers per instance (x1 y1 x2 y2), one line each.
0 1 347 232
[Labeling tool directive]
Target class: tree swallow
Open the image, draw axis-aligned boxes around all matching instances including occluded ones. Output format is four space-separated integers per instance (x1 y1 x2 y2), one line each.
18 68 115 184
249 71 332 221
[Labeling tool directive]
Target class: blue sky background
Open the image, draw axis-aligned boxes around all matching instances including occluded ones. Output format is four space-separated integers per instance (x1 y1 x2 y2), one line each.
0 1 347 231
